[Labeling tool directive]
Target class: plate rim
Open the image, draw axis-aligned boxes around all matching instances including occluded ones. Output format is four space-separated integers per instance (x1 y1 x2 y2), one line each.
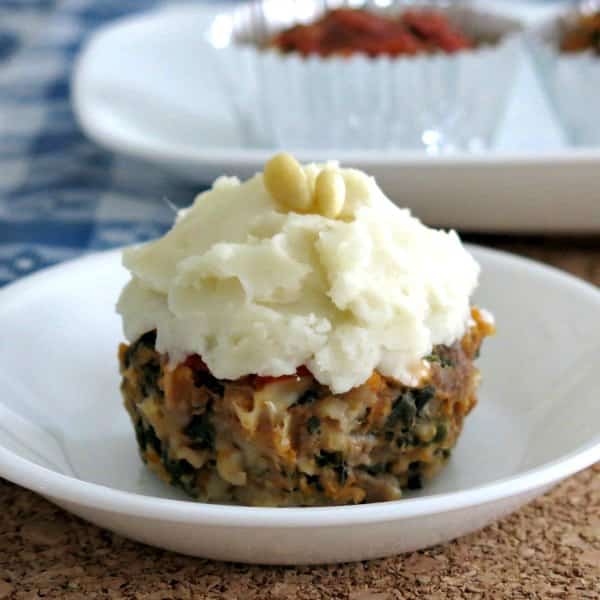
0 246 599 528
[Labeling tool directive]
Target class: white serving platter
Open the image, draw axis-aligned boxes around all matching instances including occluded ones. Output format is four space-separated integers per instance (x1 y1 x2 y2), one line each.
0 246 599 564
72 2 600 232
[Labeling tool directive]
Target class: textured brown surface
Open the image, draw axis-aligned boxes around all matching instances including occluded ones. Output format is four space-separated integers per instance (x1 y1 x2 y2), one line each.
0 235 599 599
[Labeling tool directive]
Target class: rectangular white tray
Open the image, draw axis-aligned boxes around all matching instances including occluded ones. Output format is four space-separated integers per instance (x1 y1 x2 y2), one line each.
72 1 600 232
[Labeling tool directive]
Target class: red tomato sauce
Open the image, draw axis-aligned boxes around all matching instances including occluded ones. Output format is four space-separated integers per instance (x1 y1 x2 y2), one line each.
271 9 473 58
184 353 313 387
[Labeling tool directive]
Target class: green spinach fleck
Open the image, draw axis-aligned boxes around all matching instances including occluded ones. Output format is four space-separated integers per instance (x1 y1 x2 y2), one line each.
141 361 161 397
160 445 195 493
413 385 436 413
365 463 387 476
336 463 348 486
387 392 416 428
406 473 423 490
315 451 348 485
305 474 324 492
145 424 162 455
134 420 147 451
306 416 321 434
183 412 215 450
296 388 318 406
316 450 343 467
396 434 415 449
433 422 447 443
425 353 455 368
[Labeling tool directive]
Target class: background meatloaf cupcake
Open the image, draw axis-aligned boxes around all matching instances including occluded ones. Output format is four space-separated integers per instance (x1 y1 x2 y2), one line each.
117 153 494 507
207 0 522 152
529 6 600 145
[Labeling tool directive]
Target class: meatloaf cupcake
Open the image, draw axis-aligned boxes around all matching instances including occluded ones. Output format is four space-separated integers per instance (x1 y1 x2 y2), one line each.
530 7 600 145
207 0 522 150
117 153 494 506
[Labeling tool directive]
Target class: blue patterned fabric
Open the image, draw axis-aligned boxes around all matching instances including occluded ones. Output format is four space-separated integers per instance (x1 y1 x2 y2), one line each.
0 0 209 286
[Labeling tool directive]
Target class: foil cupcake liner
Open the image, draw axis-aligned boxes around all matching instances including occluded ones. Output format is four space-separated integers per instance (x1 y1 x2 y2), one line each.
207 1 522 152
529 7 600 146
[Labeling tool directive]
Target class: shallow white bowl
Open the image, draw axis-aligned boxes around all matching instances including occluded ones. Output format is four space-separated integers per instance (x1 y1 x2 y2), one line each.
0 246 598 564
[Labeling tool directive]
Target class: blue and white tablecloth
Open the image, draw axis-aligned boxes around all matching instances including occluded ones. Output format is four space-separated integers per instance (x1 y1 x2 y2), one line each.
0 0 213 287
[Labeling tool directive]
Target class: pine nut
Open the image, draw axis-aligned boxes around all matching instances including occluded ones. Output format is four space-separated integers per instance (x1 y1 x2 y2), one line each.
263 153 312 213
314 168 345 219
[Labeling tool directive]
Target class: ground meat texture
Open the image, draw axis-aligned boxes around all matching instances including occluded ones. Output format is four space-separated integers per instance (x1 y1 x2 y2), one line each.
118 307 493 507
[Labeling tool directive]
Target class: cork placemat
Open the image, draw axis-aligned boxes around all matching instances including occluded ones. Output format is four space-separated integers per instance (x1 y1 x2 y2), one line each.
0 235 599 599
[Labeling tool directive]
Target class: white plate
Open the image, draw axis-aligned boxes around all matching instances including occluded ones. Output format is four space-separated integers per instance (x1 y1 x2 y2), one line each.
0 246 599 564
71 3 600 233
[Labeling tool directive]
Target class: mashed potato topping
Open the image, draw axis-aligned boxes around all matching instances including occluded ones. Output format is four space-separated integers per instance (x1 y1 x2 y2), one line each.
117 159 479 393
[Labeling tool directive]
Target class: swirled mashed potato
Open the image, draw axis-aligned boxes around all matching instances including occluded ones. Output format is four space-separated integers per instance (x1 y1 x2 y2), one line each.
117 163 479 394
